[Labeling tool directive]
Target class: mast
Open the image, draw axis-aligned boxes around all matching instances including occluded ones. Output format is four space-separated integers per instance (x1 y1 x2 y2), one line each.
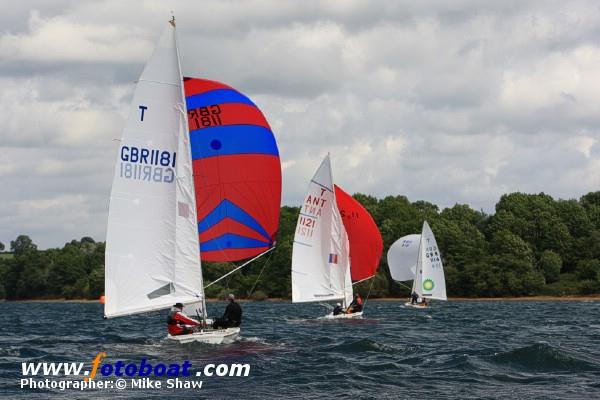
413 232 423 297
173 17 207 319
328 155 352 309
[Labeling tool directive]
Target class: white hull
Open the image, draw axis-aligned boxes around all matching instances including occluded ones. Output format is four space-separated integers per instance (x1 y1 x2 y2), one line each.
167 327 240 344
324 311 364 319
404 302 428 309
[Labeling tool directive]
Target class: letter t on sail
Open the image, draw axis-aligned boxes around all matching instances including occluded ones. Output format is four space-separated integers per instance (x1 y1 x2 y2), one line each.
139 105 148 121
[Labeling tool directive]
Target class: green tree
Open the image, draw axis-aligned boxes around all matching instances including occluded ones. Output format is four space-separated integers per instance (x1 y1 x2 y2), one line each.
487 230 544 295
538 250 562 283
575 260 600 281
579 192 600 229
4 250 50 299
441 203 487 227
11 235 37 256
88 264 104 298
556 199 591 238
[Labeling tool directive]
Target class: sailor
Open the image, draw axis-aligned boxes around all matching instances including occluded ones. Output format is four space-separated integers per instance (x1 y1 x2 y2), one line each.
411 291 419 305
213 294 243 329
346 293 363 313
333 303 344 316
421 298 427 306
167 303 200 336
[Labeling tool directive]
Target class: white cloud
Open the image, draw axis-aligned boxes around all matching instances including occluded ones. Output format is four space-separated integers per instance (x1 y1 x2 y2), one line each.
0 10 151 64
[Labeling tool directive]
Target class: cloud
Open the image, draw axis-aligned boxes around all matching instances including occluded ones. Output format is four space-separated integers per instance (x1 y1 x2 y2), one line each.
0 10 151 64
1 0 600 248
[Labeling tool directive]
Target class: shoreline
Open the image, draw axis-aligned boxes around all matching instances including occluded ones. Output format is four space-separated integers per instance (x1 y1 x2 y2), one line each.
3 295 600 303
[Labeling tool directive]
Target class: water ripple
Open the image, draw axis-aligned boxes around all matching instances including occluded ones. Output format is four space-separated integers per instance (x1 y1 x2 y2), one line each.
1 300 599 399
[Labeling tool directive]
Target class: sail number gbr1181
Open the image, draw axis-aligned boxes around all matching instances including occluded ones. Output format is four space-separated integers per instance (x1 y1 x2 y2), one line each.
119 146 176 183
188 105 222 129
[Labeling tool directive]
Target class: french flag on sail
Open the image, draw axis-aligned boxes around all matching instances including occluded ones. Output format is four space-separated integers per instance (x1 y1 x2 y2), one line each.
328 253 338 264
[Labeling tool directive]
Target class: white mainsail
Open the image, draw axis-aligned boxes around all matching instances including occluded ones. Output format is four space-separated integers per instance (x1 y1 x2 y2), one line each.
291 155 352 306
387 234 420 282
418 221 447 300
105 22 204 318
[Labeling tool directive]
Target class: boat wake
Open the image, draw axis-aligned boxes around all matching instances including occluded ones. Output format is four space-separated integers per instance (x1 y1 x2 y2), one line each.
282 316 321 324
238 336 272 346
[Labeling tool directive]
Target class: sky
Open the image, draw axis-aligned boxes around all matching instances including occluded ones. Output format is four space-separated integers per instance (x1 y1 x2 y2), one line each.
2 0 600 249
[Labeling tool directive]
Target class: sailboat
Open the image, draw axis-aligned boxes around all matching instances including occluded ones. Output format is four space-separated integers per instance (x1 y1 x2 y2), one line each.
104 19 281 344
291 155 382 318
387 221 446 309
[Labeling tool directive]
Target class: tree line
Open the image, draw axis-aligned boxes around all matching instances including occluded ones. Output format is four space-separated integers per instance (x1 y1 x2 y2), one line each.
1 191 600 300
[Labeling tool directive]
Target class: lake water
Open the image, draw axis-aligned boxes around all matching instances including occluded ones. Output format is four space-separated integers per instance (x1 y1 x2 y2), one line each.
1 300 599 399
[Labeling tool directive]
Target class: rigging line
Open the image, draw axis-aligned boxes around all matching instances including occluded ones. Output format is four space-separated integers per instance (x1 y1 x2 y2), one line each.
352 275 374 286
363 276 376 310
245 248 274 300
396 280 413 291
203 246 275 289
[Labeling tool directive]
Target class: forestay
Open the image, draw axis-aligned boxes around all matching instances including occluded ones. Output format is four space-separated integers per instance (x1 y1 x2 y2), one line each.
387 234 421 282
105 23 204 318
291 155 352 305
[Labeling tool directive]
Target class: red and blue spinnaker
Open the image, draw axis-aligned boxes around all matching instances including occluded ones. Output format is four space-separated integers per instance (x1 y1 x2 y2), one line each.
184 77 281 262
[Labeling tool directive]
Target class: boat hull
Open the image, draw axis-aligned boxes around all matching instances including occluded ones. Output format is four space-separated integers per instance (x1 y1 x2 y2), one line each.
324 311 364 319
404 302 428 309
167 327 240 344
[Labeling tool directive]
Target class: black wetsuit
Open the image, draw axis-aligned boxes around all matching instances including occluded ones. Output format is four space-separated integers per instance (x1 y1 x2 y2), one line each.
213 301 242 329
333 305 344 316
411 292 419 305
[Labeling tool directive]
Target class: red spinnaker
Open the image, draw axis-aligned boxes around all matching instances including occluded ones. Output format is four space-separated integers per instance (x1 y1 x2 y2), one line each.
334 185 383 281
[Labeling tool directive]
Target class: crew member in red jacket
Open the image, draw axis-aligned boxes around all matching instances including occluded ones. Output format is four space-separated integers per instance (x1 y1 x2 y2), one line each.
167 303 200 336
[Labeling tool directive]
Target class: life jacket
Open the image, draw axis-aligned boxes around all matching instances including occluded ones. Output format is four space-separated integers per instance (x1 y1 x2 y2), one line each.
223 302 242 326
167 310 178 325
167 308 200 336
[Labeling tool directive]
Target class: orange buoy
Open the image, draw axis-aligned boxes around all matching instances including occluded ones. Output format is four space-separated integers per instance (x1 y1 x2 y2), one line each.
99 295 105 304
